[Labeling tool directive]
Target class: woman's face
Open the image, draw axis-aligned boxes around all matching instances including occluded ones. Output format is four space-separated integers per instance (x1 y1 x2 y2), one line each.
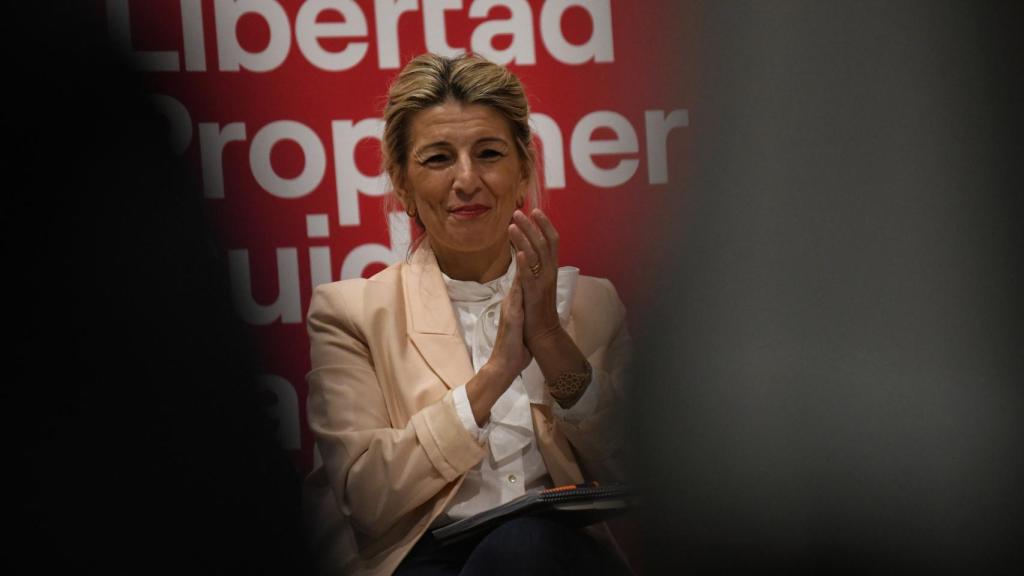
398 101 528 259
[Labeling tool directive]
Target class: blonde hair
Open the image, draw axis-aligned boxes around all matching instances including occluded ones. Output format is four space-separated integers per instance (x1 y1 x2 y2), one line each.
382 53 541 235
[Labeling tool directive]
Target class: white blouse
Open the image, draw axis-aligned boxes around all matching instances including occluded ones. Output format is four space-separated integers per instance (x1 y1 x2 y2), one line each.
434 254 600 524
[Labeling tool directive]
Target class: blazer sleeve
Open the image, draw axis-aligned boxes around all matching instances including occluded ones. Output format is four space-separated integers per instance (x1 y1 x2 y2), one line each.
554 278 631 483
305 281 487 540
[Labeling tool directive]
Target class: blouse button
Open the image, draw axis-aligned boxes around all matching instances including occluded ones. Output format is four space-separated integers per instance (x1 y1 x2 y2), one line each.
507 474 517 484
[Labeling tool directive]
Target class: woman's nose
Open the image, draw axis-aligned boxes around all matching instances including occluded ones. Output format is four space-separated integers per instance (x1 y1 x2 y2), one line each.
451 154 482 196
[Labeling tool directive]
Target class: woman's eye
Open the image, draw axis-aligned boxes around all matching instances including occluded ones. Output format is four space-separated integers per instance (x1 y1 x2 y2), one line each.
479 149 503 159
423 154 449 165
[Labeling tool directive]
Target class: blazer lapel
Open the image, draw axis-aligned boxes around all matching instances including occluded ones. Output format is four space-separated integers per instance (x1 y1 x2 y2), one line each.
403 247 475 390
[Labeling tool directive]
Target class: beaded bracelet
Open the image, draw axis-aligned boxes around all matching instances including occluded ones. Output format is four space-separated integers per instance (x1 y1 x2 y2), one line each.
548 360 593 402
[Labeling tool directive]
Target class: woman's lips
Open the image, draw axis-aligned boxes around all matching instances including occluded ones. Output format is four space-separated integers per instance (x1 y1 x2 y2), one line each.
448 205 491 219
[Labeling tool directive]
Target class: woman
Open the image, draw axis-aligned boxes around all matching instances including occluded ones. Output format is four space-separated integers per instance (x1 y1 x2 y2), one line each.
304 53 630 575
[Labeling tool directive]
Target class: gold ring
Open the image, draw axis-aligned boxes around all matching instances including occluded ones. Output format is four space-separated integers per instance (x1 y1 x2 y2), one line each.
529 261 542 278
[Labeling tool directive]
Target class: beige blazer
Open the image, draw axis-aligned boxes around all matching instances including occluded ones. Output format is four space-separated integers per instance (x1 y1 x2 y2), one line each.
303 246 630 576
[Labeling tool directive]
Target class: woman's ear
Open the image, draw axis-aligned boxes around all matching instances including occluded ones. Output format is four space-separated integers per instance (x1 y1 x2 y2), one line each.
390 166 413 213
395 186 418 218
520 158 532 183
516 163 533 208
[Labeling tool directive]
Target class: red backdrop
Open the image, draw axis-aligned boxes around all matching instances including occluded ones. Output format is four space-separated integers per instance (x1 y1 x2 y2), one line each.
104 0 694 470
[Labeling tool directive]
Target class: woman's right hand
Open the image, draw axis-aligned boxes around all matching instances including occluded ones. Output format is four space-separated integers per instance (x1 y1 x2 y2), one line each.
466 268 532 427
488 267 533 379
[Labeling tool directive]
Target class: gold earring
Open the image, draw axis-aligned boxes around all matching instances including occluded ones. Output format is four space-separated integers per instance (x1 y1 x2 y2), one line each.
406 205 417 218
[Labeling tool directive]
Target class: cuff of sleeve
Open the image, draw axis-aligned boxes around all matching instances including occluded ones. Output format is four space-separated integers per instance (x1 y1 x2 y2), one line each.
551 369 601 423
412 390 487 482
453 384 486 441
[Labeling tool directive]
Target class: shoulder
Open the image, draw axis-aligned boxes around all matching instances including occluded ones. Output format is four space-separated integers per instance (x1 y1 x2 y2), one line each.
569 274 627 337
573 275 625 315
307 261 407 330
573 275 623 306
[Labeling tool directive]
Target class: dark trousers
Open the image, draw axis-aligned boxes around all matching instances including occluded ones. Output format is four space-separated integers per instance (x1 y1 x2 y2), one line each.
395 517 629 576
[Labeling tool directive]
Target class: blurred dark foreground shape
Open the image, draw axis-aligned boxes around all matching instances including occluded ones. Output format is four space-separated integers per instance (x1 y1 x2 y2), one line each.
1 5 310 574
630 1 1023 573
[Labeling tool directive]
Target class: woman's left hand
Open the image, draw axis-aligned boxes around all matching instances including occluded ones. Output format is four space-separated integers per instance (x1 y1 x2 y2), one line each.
510 209 592 407
508 209 563 349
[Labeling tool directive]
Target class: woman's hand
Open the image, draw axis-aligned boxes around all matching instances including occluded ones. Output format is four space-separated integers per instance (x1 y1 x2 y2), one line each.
509 209 591 407
509 209 563 347
487 268 533 379
468 268 532 426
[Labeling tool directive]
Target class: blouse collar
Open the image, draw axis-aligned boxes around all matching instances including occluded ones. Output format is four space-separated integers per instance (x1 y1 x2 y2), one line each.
442 249 518 304
441 248 579 323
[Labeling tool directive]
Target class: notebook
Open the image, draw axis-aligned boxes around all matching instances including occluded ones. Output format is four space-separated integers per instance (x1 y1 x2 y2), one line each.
431 483 629 545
